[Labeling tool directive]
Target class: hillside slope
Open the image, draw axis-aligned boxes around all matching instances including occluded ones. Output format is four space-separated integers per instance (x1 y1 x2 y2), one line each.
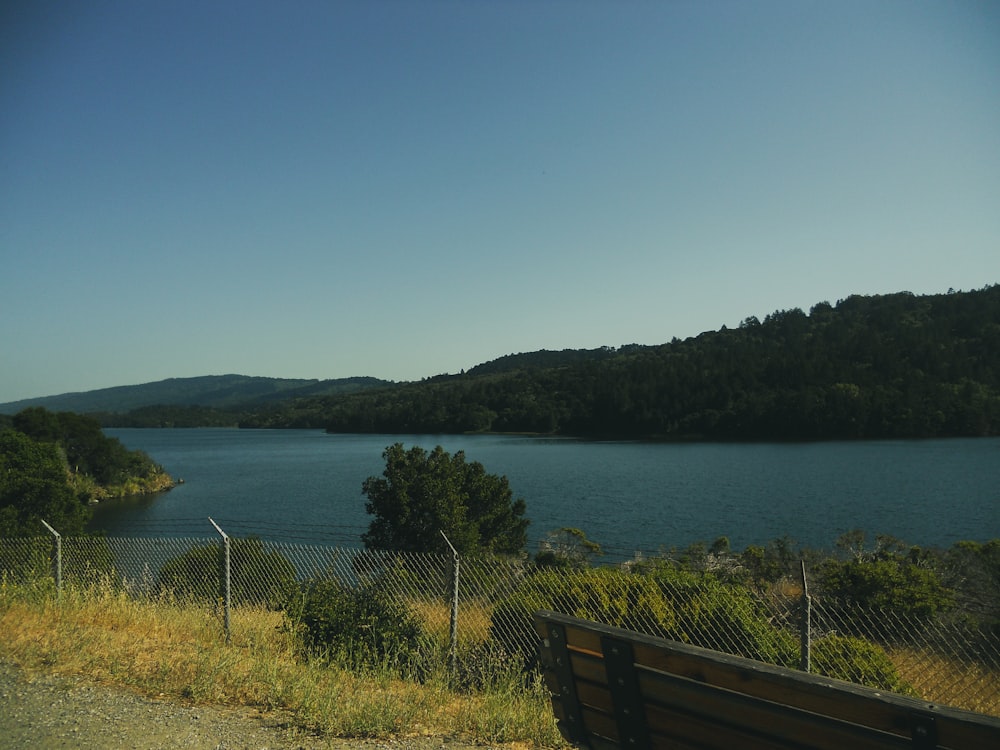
4 286 998 440
0 375 387 416
310 286 1000 440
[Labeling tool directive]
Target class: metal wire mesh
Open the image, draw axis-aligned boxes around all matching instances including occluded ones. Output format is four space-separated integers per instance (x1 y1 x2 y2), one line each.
1 534 996 717
0 536 52 582
809 598 1000 716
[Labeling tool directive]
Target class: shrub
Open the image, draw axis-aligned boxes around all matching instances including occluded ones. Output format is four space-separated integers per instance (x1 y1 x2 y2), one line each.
157 536 297 607
490 565 797 667
451 639 529 692
295 578 430 675
817 557 955 643
941 539 1000 631
647 566 798 665
819 558 953 619
810 633 915 695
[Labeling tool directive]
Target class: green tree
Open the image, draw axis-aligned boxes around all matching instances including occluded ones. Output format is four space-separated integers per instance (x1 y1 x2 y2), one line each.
818 534 954 635
535 527 603 569
939 539 1000 629
0 429 91 536
315 286 1000 440
361 443 529 555
11 407 62 443
11 407 171 500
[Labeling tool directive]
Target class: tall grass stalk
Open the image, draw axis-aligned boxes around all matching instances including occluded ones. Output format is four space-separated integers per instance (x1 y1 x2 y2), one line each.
0 577 565 746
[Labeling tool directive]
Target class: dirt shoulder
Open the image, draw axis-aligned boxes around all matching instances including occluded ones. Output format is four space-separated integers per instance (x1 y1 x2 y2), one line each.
0 660 489 750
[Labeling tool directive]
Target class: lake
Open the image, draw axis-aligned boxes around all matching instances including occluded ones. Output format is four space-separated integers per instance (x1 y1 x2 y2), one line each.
90 429 1000 558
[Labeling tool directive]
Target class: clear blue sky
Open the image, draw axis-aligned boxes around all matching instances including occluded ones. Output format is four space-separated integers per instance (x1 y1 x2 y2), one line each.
2 1 998 403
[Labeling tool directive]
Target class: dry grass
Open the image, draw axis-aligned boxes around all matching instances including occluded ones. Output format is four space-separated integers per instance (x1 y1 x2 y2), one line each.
408 597 495 647
0 577 565 746
889 646 1000 717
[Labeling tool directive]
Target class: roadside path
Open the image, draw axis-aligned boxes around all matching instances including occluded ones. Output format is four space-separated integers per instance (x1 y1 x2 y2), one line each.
0 661 486 750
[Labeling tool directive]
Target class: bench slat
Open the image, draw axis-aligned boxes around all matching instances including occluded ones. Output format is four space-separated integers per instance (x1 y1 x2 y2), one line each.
638 667 914 750
548 647 914 750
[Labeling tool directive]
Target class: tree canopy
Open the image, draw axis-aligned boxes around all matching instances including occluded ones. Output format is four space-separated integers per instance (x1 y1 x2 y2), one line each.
0 408 174 536
0 429 90 536
361 443 529 556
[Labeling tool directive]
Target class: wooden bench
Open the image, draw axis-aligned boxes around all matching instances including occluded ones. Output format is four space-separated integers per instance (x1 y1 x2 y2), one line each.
533 610 1000 750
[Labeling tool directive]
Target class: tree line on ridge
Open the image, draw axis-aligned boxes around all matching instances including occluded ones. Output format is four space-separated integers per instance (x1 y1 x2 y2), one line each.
238 285 1000 440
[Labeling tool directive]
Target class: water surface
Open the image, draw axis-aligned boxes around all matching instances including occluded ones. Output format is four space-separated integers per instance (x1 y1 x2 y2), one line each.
91 430 1000 558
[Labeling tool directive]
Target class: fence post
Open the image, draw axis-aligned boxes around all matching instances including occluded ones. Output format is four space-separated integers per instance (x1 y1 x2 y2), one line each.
440 531 459 676
209 517 231 643
799 559 811 673
40 519 62 598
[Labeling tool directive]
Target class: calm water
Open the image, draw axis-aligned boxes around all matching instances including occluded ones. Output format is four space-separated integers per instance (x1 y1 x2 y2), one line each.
90 430 1000 557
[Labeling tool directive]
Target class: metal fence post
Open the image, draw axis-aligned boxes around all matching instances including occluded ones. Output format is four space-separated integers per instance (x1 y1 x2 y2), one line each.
799 559 811 673
209 517 231 643
40 519 61 598
440 531 460 676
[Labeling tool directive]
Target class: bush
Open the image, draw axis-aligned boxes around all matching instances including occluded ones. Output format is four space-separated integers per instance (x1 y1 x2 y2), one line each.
648 566 798 665
810 634 915 695
157 537 297 607
817 556 954 642
490 565 797 668
295 578 430 675
534 527 603 569
819 558 953 619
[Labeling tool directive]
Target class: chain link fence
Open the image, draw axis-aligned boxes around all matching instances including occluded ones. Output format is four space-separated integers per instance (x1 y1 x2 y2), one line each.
2 530 997 717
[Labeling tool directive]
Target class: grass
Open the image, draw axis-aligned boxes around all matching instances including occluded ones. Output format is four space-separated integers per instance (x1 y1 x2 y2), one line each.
889 646 1000 717
0 575 566 747
6 572 995 745
408 596 496 646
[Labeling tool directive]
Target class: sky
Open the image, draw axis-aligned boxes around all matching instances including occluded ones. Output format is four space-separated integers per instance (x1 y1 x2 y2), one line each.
1 1 998 404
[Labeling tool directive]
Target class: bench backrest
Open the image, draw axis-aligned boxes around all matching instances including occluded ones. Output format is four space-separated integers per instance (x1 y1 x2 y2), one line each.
533 610 1000 750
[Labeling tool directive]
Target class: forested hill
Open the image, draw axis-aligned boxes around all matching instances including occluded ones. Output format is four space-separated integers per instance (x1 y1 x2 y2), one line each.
290 286 999 440
0 375 389 422
5 287 998 439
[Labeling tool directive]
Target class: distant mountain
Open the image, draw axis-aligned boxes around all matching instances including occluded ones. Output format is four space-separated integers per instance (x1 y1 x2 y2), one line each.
0 374 389 416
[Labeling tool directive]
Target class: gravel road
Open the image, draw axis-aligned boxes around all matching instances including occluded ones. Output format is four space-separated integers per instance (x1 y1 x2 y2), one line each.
0 661 489 750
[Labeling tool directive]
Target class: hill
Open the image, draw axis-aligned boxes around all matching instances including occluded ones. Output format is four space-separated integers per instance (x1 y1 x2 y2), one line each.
0 374 389 418
305 286 1000 440
3 287 998 440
